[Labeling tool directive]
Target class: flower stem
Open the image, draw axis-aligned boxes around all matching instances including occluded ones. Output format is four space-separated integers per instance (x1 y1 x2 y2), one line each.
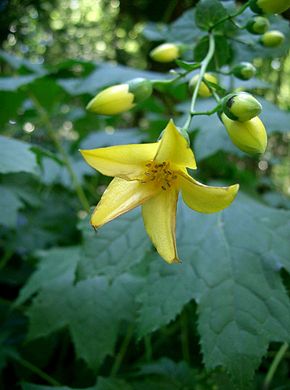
30 94 90 212
263 342 289 389
8 351 61 386
182 33 216 131
110 324 134 376
209 1 250 31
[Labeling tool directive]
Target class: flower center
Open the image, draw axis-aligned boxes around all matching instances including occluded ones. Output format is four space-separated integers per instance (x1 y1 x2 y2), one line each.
141 161 177 190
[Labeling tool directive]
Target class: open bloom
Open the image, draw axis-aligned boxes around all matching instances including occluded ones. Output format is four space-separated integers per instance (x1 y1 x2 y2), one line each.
80 120 239 264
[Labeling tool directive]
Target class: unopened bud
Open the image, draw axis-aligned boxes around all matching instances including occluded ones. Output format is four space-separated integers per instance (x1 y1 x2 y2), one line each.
250 0 290 14
232 62 256 80
260 30 285 47
221 113 267 154
86 78 152 115
150 43 180 63
189 73 218 97
246 16 270 34
222 92 262 122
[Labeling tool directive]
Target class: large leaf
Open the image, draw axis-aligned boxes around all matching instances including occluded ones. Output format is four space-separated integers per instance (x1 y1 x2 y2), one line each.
25 272 141 370
195 0 228 31
0 136 38 175
137 193 290 388
77 208 151 278
0 186 23 228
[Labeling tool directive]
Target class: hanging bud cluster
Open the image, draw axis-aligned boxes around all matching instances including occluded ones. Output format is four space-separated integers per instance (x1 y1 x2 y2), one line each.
249 0 290 15
260 30 285 47
189 73 218 97
221 92 266 154
150 43 181 63
246 16 269 34
232 62 256 80
86 78 153 115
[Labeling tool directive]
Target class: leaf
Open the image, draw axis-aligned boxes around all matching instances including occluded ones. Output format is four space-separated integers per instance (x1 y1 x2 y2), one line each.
195 0 228 31
21 377 132 390
0 186 23 228
15 247 81 306
175 60 200 71
80 128 144 149
137 193 290 388
0 75 40 91
77 209 151 279
26 273 141 370
0 136 39 175
194 35 232 69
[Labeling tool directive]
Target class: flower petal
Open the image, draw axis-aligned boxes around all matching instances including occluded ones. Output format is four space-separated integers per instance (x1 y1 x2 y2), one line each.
80 143 159 180
154 119 196 169
91 178 158 228
179 172 239 213
142 188 180 264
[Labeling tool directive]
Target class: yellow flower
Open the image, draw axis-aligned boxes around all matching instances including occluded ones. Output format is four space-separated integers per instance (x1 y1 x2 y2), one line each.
80 120 239 264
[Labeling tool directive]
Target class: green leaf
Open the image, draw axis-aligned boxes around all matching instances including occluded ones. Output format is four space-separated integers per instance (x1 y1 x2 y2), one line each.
21 377 132 390
175 60 200 71
0 136 38 175
137 194 290 388
0 186 23 228
78 209 151 279
194 35 232 69
16 247 81 306
195 0 228 31
26 273 141 370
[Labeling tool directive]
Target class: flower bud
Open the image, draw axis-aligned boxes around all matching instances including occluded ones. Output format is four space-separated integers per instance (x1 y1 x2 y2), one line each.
250 0 290 14
232 62 256 80
222 92 262 122
86 78 152 115
221 113 267 154
260 30 285 47
246 16 270 34
150 43 180 63
189 73 218 97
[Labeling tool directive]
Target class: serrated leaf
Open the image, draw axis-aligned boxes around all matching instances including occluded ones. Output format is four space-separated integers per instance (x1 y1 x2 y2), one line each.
137 193 290 387
195 0 228 31
26 274 141 370
0 136 38 175
77 209 151 279
16 247 81 306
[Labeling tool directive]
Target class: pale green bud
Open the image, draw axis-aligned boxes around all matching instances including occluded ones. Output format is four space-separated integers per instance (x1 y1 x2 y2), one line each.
189 73 218 97
222 92 262 122
250 0 290 14
232 62 256 80
260 30 285 47
246 16 270 34
86 78 152 115
221 113 267 154
150 43 180 63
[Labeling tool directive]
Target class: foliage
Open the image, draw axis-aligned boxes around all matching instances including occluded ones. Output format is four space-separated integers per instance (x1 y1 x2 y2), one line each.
1 1 290 389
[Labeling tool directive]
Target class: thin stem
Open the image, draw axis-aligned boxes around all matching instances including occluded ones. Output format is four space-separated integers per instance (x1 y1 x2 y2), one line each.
182 33 215 131
210 1 250 31
110 325 134 376
180 310 190 363
30 94 90 212
190 106 220 117
144 335 152 362
8 351 61 386
264 342 289 390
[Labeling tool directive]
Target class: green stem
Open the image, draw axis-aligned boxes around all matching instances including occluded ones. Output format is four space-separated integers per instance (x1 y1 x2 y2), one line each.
182 33 216 131
190 106 220 117
144 335 152 362
180 310 190 363
30 94 90 212
264 342 289 390
210 1 250 31
110 325 134 376
8 351 61 386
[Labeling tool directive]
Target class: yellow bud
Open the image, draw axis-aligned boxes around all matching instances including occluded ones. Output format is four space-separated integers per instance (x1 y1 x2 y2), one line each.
221 114 267 154
150 43 180 63
260 30 285 47
250 0 290 14
189 73 218 97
